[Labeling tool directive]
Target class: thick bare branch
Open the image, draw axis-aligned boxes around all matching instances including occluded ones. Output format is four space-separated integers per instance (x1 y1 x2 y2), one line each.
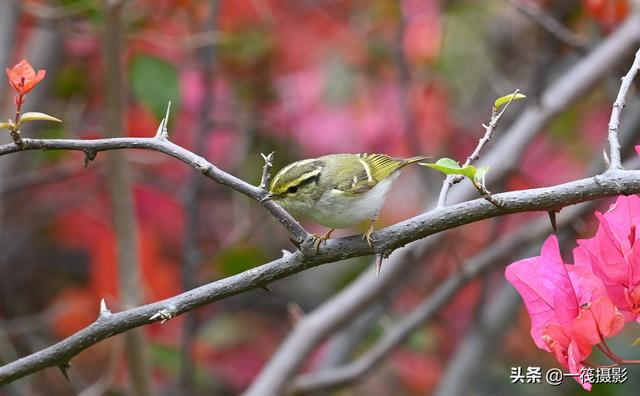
2 166 640 384
0 136 310 243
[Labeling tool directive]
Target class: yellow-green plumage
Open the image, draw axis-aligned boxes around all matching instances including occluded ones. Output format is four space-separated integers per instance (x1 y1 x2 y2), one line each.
268 153 426 230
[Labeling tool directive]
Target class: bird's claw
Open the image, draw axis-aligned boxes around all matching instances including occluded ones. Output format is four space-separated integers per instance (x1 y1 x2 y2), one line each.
312 229 334 252
363 230 374 248
363 219 376 248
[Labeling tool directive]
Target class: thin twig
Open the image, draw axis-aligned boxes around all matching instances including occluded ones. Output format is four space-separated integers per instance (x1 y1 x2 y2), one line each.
437 90 521 208
259 151 275 190
506 0 586 49
607 47 640 169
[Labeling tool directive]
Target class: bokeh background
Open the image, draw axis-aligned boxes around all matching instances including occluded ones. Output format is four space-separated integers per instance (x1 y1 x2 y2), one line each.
1 0 640 395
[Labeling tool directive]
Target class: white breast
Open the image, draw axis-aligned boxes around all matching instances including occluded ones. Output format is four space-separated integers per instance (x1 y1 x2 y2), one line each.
307 173 399 228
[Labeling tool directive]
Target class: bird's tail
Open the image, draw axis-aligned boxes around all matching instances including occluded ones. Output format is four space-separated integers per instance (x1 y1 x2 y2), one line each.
403 156 431 166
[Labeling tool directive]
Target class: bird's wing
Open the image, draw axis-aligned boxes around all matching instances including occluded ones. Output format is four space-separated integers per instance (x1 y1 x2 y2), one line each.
332 154 414 195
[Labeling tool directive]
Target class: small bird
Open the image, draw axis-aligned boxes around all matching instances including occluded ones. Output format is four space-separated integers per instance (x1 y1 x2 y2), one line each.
262 153 427 249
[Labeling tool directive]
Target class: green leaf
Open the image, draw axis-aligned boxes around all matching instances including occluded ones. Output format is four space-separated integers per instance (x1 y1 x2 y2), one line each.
18 112 62 125
494 92 526 109
474 165 490 184
632 337 640 347
130 55 180 119
424 158 462 173
0 122 10 130
422 158 477 179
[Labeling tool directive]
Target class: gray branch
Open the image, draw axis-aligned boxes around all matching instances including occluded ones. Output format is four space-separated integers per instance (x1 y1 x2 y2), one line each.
607 47 640 169
246 14 640 396
0 10 639 391
290 199 596 394
1 166 640 383
0 136 309 243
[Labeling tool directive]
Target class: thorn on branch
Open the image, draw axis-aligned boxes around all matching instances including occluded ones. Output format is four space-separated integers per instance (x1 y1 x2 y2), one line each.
154 101 172 140
83 150 97 167
375 249 392 277
57 362 72 382
288 237 301 250
375 254 384 277
547 210 558 234
99 298 112 318
150 307 176 324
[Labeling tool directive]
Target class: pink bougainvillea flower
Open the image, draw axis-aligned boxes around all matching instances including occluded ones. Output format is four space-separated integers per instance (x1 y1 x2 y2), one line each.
5 59 46 95
505 235 625 390
574 195 640 321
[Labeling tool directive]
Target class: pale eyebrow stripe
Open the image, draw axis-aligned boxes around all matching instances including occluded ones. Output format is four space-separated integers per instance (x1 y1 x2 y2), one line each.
359 157 373 182
284 167 322 190
271 159 318 188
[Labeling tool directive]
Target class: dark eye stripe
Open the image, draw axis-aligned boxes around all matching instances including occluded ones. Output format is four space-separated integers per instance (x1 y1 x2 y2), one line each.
287 173 320 193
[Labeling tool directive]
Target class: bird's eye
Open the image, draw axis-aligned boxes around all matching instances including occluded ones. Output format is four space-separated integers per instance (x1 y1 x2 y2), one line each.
287 185 299 194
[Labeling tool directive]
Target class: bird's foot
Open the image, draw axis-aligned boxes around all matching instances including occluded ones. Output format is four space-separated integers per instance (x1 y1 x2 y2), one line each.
363 219 376 248
312 228 335 252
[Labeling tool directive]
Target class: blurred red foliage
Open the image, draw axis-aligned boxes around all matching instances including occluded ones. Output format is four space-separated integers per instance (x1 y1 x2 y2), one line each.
1 0 634 394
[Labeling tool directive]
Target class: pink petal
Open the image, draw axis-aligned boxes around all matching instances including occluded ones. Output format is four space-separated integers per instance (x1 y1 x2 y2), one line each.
572 297 624 345
505 236 579 349
566 265 606 307
594 212 628 281
601 196 640 247
567 339 592 391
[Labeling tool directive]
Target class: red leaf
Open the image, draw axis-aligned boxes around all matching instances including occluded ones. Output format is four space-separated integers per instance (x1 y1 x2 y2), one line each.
5 59 46 95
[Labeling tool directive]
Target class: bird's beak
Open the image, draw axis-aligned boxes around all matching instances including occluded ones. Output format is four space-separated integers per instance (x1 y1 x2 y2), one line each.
260 193 274 203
